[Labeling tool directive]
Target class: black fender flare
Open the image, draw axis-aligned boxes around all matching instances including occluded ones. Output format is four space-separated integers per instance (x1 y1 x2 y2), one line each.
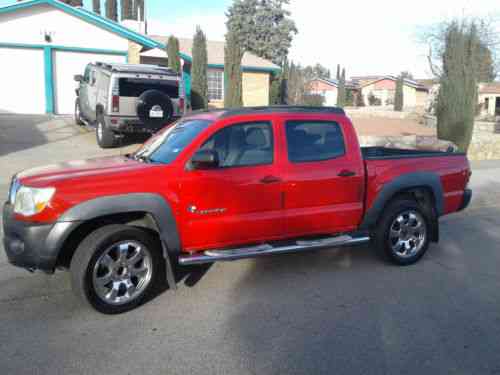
359 172 444 231
58 193 181 254
58 193 181 288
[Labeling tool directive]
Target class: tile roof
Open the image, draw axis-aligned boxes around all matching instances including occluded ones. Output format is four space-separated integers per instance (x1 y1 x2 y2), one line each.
150 35 280 72
479 82 500 94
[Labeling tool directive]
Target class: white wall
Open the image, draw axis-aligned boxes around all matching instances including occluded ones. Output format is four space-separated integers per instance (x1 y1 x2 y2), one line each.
0 4 128 51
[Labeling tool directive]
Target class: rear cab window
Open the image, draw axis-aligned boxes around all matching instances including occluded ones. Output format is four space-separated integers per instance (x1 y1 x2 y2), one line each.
285 120 346 163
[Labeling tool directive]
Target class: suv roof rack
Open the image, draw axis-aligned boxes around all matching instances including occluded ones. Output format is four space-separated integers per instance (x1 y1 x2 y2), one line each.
94 62 178 76
219 105 345 118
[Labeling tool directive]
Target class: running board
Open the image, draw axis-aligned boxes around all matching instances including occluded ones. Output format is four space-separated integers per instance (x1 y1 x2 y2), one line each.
178 235 370 266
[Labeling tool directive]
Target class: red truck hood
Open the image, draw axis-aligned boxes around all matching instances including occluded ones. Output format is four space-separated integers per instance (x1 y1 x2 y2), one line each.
16 155 154 187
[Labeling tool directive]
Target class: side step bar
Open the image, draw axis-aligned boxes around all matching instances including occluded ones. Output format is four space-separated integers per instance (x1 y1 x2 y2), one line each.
178 235 370 266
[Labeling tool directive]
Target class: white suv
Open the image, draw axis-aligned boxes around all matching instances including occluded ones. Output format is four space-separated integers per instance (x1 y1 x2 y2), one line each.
74 62 185 148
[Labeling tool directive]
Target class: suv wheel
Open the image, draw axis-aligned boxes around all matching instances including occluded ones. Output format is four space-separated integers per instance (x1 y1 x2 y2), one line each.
70 225 162 314
373 199 430 265
74 98 84 126
96 116 118 148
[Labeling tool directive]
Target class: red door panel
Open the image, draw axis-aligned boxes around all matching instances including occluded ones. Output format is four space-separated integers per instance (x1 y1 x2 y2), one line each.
177 119 285 251
280 117 365 237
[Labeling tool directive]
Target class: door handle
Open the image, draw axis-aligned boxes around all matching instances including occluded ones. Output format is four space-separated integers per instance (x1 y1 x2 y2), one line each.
338 169 356 177
260 175 282 184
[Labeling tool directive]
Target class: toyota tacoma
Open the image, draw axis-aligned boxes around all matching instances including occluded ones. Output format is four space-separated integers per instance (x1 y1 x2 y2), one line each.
3 106 472 314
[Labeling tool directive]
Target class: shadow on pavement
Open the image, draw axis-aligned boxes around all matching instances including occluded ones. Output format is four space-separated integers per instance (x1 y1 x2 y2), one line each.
221 187 500 374
0 114 83 157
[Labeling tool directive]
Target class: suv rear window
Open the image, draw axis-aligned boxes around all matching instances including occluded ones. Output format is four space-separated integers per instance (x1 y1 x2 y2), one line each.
119 78 179 98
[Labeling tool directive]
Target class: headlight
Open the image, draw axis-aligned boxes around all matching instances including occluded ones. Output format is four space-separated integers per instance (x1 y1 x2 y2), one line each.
13 186 55 216
9 177 20 204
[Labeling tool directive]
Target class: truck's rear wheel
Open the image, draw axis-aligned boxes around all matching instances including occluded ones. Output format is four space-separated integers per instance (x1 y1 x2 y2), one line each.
70 225 162 314
96 116 118 148
373 199 430 265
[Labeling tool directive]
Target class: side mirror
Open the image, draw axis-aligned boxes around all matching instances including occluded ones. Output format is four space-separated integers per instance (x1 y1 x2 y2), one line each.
191 149 219 170
74 74 84 83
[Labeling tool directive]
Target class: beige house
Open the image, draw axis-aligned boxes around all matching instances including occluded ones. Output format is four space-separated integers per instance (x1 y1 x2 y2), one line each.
128 35 279 108
478 82 500 117
354 76 429 108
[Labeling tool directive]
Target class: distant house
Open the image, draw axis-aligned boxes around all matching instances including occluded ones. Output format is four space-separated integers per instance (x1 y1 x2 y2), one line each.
478 82 500 117
356 76 429 108
135 35 280 108
308 78 358 106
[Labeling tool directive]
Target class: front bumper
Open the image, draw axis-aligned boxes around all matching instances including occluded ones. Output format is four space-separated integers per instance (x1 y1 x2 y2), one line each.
458 189 472 211
2 203 78 272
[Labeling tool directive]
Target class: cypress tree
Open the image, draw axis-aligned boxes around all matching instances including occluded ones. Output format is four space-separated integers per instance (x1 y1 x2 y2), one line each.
121 0 133 20
135 0 145 21
106 0 118 21
394 75 404 111
191 27 208 110
337 67 346 107
436 21 479 152
167 36 181 73
224 29 244 107
93 0 101 14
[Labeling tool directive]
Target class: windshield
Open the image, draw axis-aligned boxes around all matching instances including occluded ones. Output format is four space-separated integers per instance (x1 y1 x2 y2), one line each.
134 119 211 164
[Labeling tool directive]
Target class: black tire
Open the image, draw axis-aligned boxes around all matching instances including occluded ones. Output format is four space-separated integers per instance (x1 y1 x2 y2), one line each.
373 199 431 266
136 89 174 130
74 98 84 126
96 115 118 148
70 225 163 314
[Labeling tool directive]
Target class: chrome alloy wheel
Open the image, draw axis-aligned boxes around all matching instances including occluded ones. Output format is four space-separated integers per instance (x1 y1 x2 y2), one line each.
389 210 427 258
92 241 153 305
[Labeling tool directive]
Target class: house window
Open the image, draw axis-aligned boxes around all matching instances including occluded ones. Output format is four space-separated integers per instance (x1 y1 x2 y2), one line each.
208 69 224 101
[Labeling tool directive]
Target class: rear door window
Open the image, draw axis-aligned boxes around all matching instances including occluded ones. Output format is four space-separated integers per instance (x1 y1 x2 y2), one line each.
285 120 346 163
119 78 179 98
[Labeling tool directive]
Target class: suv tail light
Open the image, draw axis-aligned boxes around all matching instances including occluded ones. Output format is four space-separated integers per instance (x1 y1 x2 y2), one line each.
179 97 185 114
112 95 119 112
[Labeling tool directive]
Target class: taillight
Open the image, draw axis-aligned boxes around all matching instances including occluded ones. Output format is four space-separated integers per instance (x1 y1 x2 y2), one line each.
179 97 185 114
112 95 119 112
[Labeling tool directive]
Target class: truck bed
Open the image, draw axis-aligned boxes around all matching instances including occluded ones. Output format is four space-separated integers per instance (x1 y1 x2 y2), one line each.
361 146 463 160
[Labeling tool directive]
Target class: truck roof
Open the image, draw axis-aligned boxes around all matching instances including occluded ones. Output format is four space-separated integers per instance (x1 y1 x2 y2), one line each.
185 106 346 122
94 62 178 76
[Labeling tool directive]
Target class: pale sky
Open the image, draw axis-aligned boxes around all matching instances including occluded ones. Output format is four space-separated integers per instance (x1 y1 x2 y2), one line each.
2 0 498 78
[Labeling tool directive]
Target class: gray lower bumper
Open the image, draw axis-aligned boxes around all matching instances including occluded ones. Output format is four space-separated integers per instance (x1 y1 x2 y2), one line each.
2 203 80 272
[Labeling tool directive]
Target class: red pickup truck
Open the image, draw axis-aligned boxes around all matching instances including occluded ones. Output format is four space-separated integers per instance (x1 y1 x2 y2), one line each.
3 106 472 313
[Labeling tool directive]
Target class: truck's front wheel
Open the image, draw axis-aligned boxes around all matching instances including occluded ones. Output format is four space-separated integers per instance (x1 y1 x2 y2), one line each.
70 225 162 314
373 199 430 265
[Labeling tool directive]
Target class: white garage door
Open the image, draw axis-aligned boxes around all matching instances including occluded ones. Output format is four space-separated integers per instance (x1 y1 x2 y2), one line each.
0 48 45 114
53 51 126 115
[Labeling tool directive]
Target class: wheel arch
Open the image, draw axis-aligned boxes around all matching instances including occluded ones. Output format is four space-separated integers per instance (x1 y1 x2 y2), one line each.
360 172 443 241
54 194 181 268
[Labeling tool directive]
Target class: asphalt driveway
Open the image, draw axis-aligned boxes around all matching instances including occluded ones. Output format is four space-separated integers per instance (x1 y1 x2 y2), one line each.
1 115 500 375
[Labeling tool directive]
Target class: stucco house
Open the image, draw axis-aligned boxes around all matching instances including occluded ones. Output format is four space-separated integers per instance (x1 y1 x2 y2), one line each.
137 36 279 108
355 76 429 108
478 82 500 117
0 0 166 114
0 0 278 115
308 78 358 106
